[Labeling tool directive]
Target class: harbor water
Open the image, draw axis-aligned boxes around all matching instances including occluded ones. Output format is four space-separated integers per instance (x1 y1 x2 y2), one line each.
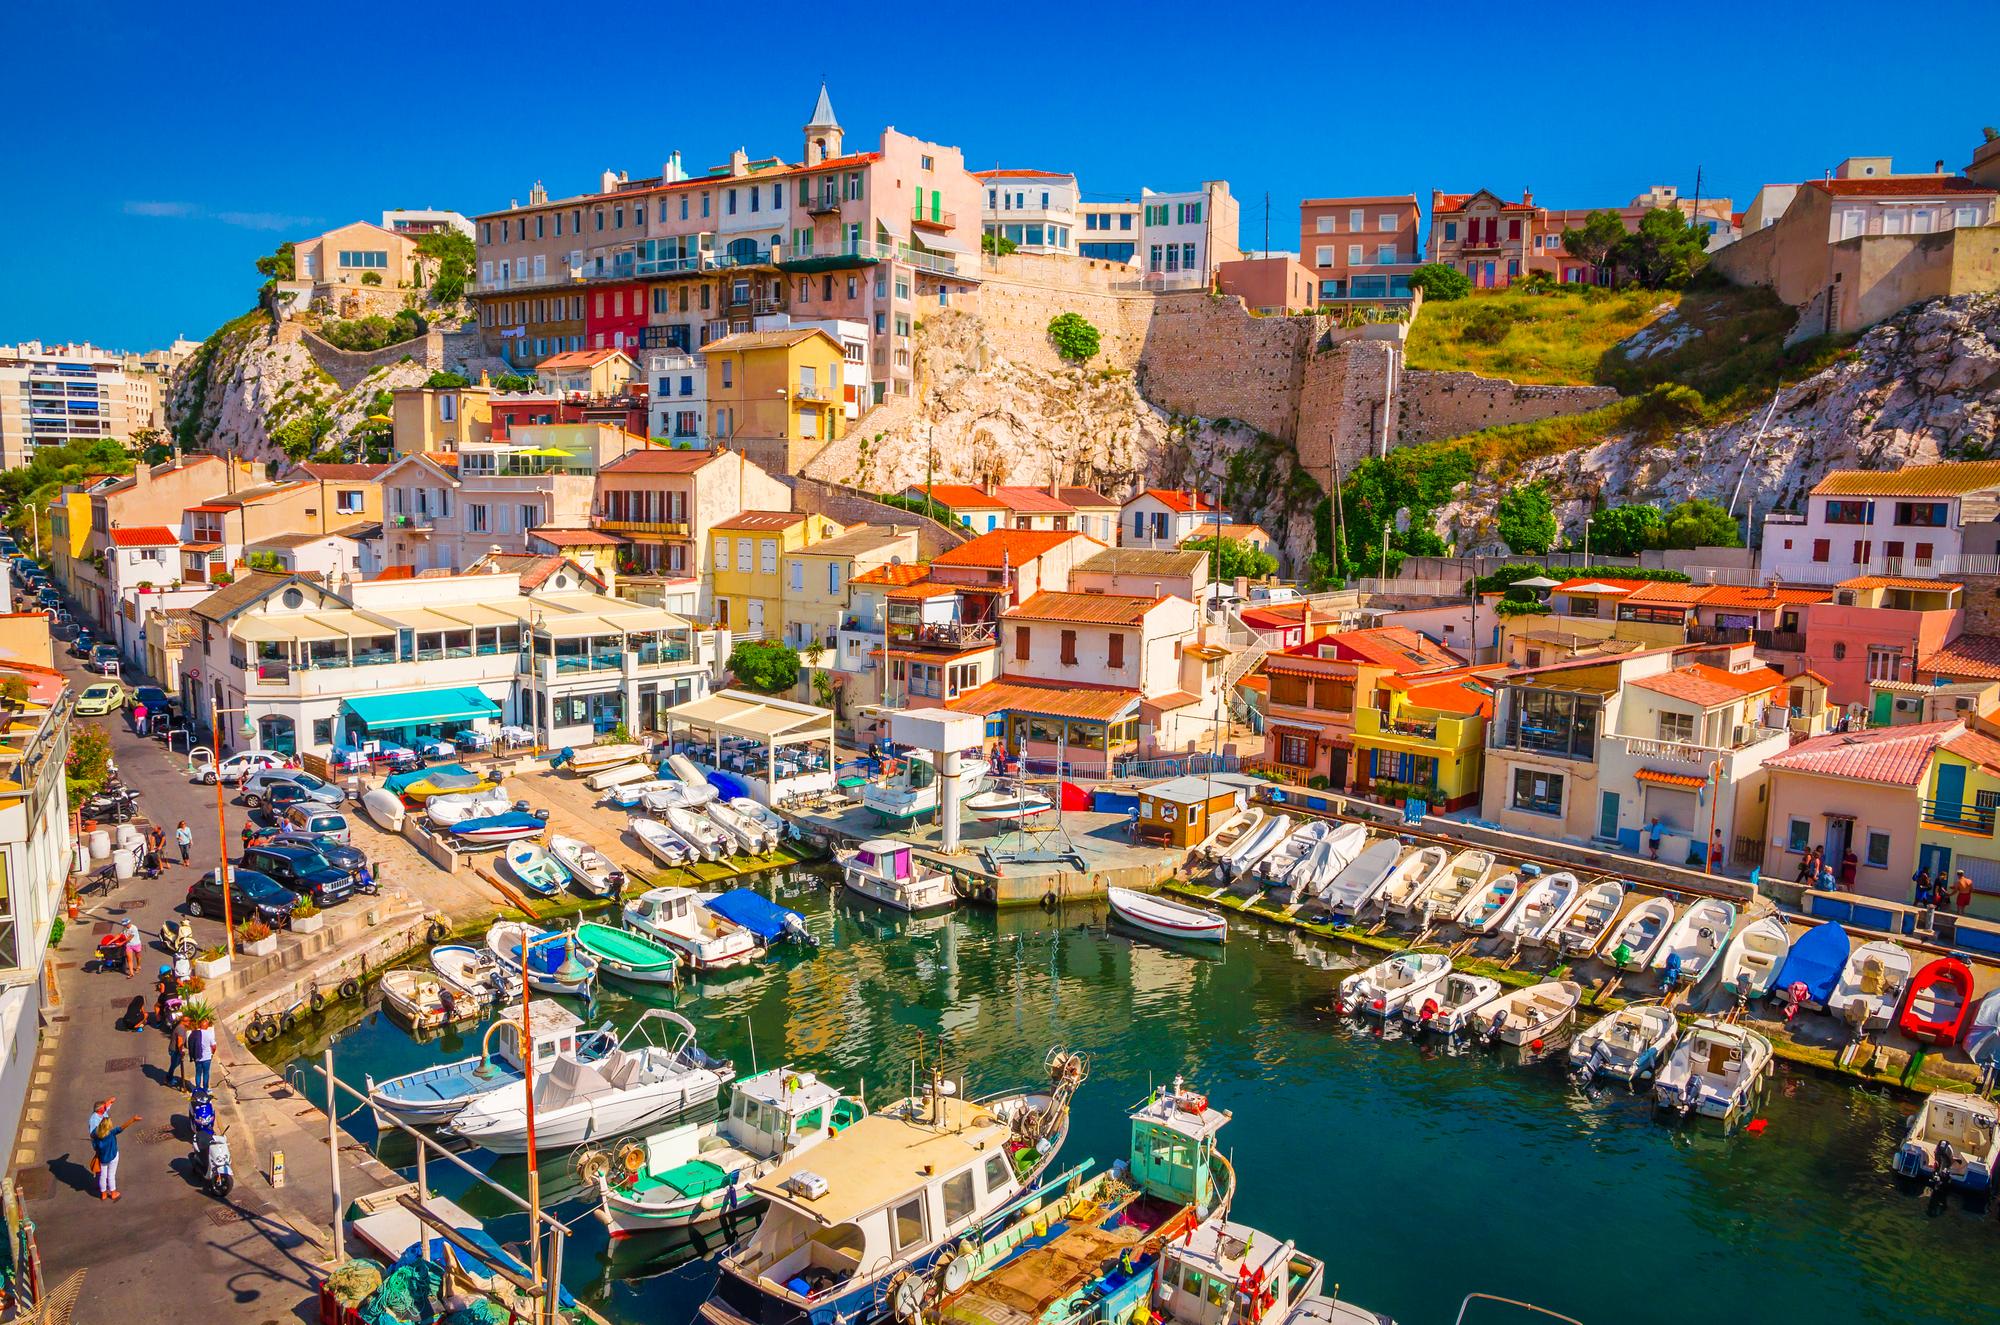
280 865 1996 1325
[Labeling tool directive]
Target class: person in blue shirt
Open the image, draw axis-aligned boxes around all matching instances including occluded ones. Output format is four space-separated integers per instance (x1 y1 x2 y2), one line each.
92 1112 140 1200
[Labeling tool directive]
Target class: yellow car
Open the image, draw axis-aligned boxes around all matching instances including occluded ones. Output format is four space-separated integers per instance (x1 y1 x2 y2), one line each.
76 682 126 716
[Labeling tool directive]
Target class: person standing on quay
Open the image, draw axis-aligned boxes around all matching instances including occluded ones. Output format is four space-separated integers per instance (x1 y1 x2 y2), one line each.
92 1114 139 1201
174 820 191 866
189 1021 215 1093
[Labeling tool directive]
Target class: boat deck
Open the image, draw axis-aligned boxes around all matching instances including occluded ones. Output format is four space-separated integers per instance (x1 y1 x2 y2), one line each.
941 1197 1159 1325
750 1094 1029 1223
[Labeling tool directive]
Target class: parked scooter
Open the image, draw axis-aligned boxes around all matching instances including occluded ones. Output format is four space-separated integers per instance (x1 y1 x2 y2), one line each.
189 1090 233 1198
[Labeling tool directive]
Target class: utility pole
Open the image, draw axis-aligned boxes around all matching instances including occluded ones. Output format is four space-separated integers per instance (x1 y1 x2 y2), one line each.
1263 192 1270 257
1327 437 1346 588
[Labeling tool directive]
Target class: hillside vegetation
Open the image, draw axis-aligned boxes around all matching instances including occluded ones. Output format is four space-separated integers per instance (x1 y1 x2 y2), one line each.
1406 286 1675 384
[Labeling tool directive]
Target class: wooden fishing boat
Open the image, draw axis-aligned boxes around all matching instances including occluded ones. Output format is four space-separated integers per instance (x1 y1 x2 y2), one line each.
429 943 521 1008
1108 886 1227 943
1554 880 1623 956
487 920 597 997
1653 1019 1772 1119
1497 871 1582 945
1602 895 1678 970
1829 940 1912 1030
665 805 732 861
1714 913 1791 999
549 834 622 897
1199 806 1264 860
706 800 776 854
840 839 957 914
1371 844 1449 915
1569 1005 1678 1084
502 840 567 896
560 743 650 774
1899 955 1975 1045
1454 871 1522 933
1410 848 1493 922
1402 971 1503 1034
574 921 680 986
1651 897 1736 987
381 967 483 1031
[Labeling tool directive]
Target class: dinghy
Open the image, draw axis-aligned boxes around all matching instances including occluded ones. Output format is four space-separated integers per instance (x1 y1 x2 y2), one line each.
427 787 512 827
1371 844 1449 916
1338 951 1450 1017
665 805 733 861
1900 956 1976 1046
1411 849 1494 922
728 798 791 843
1478 979 1580 1045
1221 812 1291 875
549 834 622 898
1715 913 1791 999
706 800 776 854
1964 990 2000 1067
1200 806 1264 860
1602 895 1677 970
1569 1005 1678 1084
445 1009 733 1154
639 779 720 812
1313 838 1402 916
1771 920 1851 1011
502 840 567 896
361 787 406 832
584 760 652 792
1829 940 1912 1030
1497 871 1582 945
574 921 680 986
429 944 520 1008
394 766 496 801
487 920 597 998
381 967 483 1032
603 778 673 809
366 1001 612 1125
1454 871 1523 933
705 889 814 947
450 810 547 848
1653 1019 1772 1119
1255 820 1331 887
1651 897 1736 986
628 817 695 868
1403 971 1503 1035
560 743 649 774
964 788 1055 822
839 839 957 914
624 886 761 971
1554 880 1624 957
1893 1091 2000 1191
665 753 711 788
1108 887 1227 943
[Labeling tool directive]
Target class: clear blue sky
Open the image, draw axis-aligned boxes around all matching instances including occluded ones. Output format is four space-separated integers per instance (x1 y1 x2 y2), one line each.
7 0 1995 352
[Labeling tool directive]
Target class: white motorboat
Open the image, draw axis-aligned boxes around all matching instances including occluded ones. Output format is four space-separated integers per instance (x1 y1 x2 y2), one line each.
641 779 720 812
1410 849 1494 923
1108 887 1227 943
1497 871 1583 945
361 787 406 832
1200 806 1263 860
1221 812 1291 874
563 742 650 774
666 804 733 860
1312 838 1402 915
628 817 696 868
1893 1091 2000 1191
425 787 511 827
1478 979 1581 1045
666 753 712 788
1828 940 1912 1030
585 760 654 793
965 788 1055 823
729 798 791 842
1603 895 1677 969
1654 1019 1772 1118
1403 971 1503 1034
603 778 673 809
548 833 622 898
1569 1004 1678 1084
366 1001 611 1125
1555 880 1624 957
839 839 957 914
1371 844 1449 916
502 839 568 897
486 920 597 998
1714 913 1791 999
380 968 483 1032
1255 820 1331 887
1454 871 1523 933
1651 897 1737 986
624 886 761 970
707 800 777 854
1338 951 1450 1017
1965 991 2000 1068
446 1009 734 1154
429 943 521 1008
859 750 990 823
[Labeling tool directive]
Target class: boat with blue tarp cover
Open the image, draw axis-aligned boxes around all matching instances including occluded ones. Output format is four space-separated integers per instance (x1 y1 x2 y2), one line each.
705 888 815 946
1773 920 1850 1009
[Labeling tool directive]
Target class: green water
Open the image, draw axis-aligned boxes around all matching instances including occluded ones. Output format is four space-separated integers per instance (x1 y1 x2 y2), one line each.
282 867 1998 1325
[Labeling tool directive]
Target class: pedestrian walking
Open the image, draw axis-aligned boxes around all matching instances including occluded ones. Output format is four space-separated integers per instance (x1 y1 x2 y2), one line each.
165 1021 187 1090
174 820 191 866
122 920 141 979
189 1021 214 1093
91 1114 139 1200
1913 867 1932 906
131 702 147 734
1795 845 1817 886
1957 869 1975 913
1710 828 1725 870
1646 818 1664 860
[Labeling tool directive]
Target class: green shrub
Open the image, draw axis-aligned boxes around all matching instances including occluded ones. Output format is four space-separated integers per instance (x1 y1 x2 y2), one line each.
359 271 382 286
1408 263 1471 301
1047 313 1101 363
1459 306 1514 346
728 640 801 694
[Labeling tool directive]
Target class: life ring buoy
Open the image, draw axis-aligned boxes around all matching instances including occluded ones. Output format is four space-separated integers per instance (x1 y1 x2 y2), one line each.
338 978 360 1000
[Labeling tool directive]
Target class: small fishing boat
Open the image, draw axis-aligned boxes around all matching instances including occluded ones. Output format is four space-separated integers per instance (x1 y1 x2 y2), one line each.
1497 871 1582 945
429 944 521 1008
574 921 680 986
1772 920 1851 1011
1255 819 1331 887
1313 838 1402 915
1602 895 1677 970
559 742 650 774
1200 806 1264 860
449 810 547 848
591 1067 867 1237
502 840 567 896
624 886 761 971
705 889 814 947
964 787 1055 822
1338 951 1450 1017
1651 896 1737 987
1829 940 1912 1030
487 920 597 997
427 787 512 826
1893 1091 2000 1191
1403 971 1503 1035
548 834 622 898
728 798 792 842
1454 871 1522 933
839 839 957 915
1653 1019 1772 1119
665 805 733 861
366 1001 612 1124
603 778 673 809
446 1009 733 1154
1108 887 1227 944
361 787 406 832
629 817 696 868
1371 844 1449 916
1714 913 1792 999
1147 1215 1350 1325
584 760 653 792
1555 880 1624 957
1964 990 2000 1066
1411 849 1494 923
1899 955 1974 1045
1569 1005 1678 1084
706 800 777 854
666 753 711 787
859 750 990 823
1221 812 1291 874
395 766 497 802
1478 979 1580 1045
642 779 720 812
380 967 483 1031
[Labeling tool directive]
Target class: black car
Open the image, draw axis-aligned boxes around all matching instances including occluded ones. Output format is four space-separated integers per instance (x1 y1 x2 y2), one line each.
238 844 357 907
132 685 171 712
68 632 94 658
186 867 299 927
253 831 370 879
264 781 316 817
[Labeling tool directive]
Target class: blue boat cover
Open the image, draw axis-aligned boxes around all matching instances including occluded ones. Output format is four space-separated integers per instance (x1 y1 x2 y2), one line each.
450 811 543 836
706 771 750 801
399 1231 578 1309
385 763 469 795
512 936 573 974
706 888 802 941
1773 920 1850 1002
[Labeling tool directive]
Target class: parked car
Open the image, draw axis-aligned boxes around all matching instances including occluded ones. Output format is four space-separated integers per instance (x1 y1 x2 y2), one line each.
250 831 370 879
238 844 357 908
132 685 171 713
196 750 284 786
68 631 95 658
75 682 126 716
280 805 352 845
185 866 299 928
89 644 121 675
240 767 345 810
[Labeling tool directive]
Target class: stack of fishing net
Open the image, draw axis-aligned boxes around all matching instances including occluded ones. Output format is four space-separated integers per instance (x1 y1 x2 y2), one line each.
356 1251 447 1324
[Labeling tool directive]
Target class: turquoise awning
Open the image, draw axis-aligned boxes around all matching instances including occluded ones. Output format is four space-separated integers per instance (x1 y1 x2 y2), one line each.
344 687 499 730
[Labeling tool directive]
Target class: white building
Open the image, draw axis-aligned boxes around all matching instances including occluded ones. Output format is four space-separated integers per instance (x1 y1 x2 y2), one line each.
1077 200 1141 264
0 341 159 467
975 170 1078 255
1759 460 2000 584
1121 488 1220 549
1138 182 1241 287
380 208 475 239
647 349 708 442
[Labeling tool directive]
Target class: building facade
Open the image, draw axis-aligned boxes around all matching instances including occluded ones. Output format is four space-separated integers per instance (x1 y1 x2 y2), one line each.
1299 196 1421 304
976 170 1078 255
0 341 159 467
1761 460 2000 584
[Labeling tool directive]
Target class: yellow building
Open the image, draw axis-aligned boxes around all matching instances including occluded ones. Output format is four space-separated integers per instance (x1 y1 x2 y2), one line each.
391 382 492 456
705 329 848 447
709 510 842 639
1349 671 1496 812
778 524 919 653
46 484 101 598
1916 726 2000 912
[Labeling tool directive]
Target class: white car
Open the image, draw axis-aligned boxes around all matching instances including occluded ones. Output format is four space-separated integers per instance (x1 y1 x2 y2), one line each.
195 750 284 786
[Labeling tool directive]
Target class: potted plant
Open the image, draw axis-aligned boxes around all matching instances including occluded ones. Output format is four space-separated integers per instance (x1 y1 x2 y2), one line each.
193 945 231 979
181 998 216 1029
290 897 323 933
236 919 277 957
178 974 206 996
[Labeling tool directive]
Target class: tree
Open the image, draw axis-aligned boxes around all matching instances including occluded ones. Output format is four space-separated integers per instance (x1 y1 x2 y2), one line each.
424 371 471 390
416 229 476 303
1182 534 1278 582
359 271 383 286
66 724 111 805
1561 209 1628 282
1408 263 1471 301
243 551 286 573
1615 208 1709 289
254 242 296 281
1496 482 1557 554
493 373 534 393
270 410 335 463
981 232 1018 256
1587 504 1666 557
129 426 172 467
1046 313 1101 363
728 640 800 694
1661 497 1742 549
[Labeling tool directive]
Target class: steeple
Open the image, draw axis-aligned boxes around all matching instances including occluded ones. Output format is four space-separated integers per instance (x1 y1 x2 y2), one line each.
804 83 843 165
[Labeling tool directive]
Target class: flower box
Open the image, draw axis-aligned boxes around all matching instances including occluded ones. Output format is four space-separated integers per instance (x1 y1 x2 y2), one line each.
194 954 231 980
291 912 324 934
242 934 278 958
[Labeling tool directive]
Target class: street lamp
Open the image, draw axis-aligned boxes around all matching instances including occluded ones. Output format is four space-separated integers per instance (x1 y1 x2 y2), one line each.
210 697 258 956
1380 521 1392 583
1583 516 1593 570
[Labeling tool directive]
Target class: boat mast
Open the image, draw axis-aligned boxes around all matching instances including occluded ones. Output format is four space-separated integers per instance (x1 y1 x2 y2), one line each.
519 934 545 1321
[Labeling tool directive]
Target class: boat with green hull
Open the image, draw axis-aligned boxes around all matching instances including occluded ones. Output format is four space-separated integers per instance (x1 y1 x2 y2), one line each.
575 921 680 986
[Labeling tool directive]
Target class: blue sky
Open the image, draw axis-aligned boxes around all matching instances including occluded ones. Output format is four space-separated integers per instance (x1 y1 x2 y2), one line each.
6 1 1995 351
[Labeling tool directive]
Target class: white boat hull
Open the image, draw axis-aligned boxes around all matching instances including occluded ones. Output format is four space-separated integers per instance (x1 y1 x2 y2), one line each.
842 863 957 915
1107 887 1226 943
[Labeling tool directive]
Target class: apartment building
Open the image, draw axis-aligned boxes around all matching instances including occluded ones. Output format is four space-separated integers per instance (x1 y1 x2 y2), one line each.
976 170 1078 255
1914 727 2000 909
66 455 265 626
1299 196 1421 304
1077 201 1141 263
911 483 1076 533
1761 460 2000 584
648 349 708 442
1349 670 1495 811
1259 627 1464 788
470 87 983 405
539 347 638 398
285 462 388 531
780 524 919 651
593 446 789 605
0 341 158 466
1138 183 1240 287
284 220 430 314
1068 546 1211 602
704 328 847 452
1426 190 1542 289
709 510 843 638
1802 576 1964 708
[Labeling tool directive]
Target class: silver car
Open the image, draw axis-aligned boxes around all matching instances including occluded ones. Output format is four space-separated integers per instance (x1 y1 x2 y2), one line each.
240 767 346 810
282 806 352 845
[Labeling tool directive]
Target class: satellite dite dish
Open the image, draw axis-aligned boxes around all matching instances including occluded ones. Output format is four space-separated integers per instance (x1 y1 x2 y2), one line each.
937 1079 959 1096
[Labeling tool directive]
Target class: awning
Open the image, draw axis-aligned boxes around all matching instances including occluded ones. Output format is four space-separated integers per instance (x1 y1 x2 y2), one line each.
1634 767 1708 789
344 687 500 729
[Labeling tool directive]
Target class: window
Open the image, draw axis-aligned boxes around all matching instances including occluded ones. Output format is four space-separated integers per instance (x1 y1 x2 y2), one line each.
983 1153 1011 1194
1348 208 1364 231
1811 538 1830 563
1894 501 1947 528
1016 626 1031 662
941 1170 976 1224
1315 216 1334 234
1866 646 1902 682
892 1197 926 1250
920 154 934 170
1657 712 1696 743
1865 830 1891 870
1279 733 1311 766
1444 221 1457 241
1376 244 1396 265
1060 630 1077 665
1511 768 1565 816
1833 641 1846 660
720 361 732 389
1823 499 1871 524
1852 539 1872 565
337 249 389 269
758 538 776 575
828 563 841 594
1348 244 1364 266
1378 213 1396 232
1108 634 1124 668
468 504 488 533
1916 542 1934 564
714 538 730 572
1786 818 1813 854
789 560 803 591
336 489 363 514
1315 245 1333 267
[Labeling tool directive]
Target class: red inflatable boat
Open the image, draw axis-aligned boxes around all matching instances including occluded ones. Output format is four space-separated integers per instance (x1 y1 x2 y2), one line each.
1899 955 1975 1045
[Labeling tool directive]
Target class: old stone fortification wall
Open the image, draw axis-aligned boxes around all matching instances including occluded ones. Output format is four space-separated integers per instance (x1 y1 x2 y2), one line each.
780 475 969 559
1134 293 1314 440
295 325 448 393
1393 368 1618 447
958 253 1156 372
1294 339 1399 477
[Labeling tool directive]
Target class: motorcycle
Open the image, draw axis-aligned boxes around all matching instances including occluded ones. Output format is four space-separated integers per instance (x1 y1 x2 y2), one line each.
189 1091 233 1198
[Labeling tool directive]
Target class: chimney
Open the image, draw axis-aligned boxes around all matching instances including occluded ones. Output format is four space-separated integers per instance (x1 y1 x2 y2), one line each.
983 478 997 496
529 180 548 205
1048 476 1060 498
1234 575 1249 597
1935 159 1946 174
1522 189 1533 206
599 168 619 192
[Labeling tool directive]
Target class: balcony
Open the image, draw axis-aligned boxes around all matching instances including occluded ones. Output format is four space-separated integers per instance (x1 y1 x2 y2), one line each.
598 518 691 537
1923 799 1997 836
1615 727 1789 763
911 209 957 231
1753 628 1807 652
888 619 997 651
794 384 825 401
389 513 437 532
806 193 843 216
1685 624 1752 645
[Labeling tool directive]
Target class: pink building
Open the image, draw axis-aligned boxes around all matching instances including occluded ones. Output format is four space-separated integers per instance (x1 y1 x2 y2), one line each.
1216 255 1317 313
1801 576 1964 708
1299 196 1420 303
1762 720 1958 901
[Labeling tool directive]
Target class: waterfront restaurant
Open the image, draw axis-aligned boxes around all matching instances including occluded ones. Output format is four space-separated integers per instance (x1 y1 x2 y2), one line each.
659 688 837 805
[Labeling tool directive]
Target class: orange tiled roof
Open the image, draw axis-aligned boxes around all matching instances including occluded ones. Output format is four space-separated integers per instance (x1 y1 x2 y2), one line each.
1812 460 2000 497
1005 591 1161 626
1922 634 2000 681
1623 582 1709 605
1634 768 1709 789
1400 676 1496 717
107 527 178 547
972 168 1072 180
1432 191 1538 213
914 484 1005 510
1697 583 1833 609
537 346 633 371
600 449 725 475
1627 663 1782 706
930 529 1090 569
1764 720 1961 786
1134 488 1217 514
1943 728 2000 773
712 510 810 532
852 563 932 588
1836 575 1963 592
1808 176 1995 199
945 675 1140 723
885 582 956 600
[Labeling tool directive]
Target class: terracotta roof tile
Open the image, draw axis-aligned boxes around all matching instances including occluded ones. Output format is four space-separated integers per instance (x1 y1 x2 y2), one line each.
712 510 810 532
536 347 633 371
107 527 178 547
291 463 389 480
703 328 838 353
529 527 625 546
1696 583 1833 609
930 529 1092 569
1807 176 1995 199
1132 488 1218 514
1005 591 1161 626
1837 575 1963 592
1923 634 2000 681
1400 677 1496 717
971 168 1073 181
600 448 726 475
1277 626 1462 674
1762 719 1961 786
1634 768 1709 789
1812 460 2000 497
853 563 932 587
944 675 1140 723
1623 582 1709 605
1055 486 1119 508
1943 728 2000 772
1626 663 1782 706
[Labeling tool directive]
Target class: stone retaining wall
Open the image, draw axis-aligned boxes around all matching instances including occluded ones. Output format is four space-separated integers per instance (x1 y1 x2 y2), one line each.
1394 368 1619 447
